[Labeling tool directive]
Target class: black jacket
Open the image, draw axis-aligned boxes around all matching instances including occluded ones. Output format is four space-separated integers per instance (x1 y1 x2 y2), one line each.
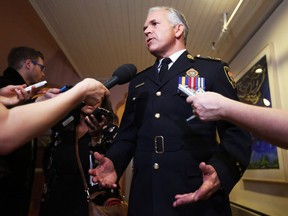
0 67 27 87
0 67 36 216
106 51 252 216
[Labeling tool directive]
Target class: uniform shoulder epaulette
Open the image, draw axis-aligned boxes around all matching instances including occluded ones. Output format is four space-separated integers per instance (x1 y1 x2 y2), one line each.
194 55 222 62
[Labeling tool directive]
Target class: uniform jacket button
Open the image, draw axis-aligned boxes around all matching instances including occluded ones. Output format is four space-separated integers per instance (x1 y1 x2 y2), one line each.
156 91 162 96
153 163 160 170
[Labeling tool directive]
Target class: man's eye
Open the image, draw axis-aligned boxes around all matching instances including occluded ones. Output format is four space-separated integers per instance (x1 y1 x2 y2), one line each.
152 22 159 26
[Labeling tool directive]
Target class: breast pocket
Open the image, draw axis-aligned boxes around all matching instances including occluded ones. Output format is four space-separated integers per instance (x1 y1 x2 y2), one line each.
132 91 149 125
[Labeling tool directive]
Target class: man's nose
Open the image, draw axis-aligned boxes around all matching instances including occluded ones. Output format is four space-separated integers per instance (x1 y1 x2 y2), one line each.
144 26 151 36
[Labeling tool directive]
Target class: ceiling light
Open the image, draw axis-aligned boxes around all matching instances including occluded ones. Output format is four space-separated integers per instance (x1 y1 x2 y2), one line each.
213 0 244 50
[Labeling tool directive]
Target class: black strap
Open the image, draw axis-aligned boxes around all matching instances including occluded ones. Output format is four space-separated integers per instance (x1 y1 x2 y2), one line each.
75 131 91 202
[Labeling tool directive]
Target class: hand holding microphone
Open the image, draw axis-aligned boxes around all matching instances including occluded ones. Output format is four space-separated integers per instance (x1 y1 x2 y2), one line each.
54 64 137 130
104 64 137 89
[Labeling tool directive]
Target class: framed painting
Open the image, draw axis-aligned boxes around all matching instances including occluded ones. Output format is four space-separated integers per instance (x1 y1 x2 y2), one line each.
234 43 288 183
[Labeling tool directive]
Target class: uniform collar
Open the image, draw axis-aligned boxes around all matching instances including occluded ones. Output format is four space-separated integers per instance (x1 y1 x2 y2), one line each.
158 49 186 69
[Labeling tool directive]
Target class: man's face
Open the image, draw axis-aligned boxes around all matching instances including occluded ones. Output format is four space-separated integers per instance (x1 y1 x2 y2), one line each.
29 57 45 84
143 10 176 57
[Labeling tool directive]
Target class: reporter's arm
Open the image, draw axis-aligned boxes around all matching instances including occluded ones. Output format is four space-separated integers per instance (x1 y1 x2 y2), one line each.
221 97 288 149
0 78 109 154
187 92 288 149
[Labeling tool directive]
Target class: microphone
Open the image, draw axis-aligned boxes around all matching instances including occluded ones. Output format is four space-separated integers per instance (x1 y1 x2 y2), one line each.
104 64 137 89
52 64 136 131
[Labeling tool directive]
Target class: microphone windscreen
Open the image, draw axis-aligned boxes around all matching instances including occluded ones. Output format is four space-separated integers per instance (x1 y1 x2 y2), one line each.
113 64 137 84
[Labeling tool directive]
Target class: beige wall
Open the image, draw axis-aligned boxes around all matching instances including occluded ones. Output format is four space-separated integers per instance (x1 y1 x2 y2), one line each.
0 0 129 111
230 1 288 215
0 0 80 86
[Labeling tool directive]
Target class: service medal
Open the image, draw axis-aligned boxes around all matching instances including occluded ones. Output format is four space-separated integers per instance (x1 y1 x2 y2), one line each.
186 68 198 77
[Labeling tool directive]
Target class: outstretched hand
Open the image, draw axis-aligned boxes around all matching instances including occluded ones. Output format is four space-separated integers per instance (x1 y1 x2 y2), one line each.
173 162 221 207
88 152 118 188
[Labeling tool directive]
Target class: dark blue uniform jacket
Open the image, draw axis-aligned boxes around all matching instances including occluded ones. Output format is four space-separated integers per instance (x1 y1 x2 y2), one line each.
107 51 252 216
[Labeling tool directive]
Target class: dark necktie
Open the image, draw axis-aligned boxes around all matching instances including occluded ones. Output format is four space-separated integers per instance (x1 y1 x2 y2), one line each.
159 58 171 81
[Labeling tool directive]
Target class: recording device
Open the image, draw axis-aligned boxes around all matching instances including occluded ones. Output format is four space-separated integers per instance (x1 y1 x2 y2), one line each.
25 80 47 92
90 107 112 123
178 84 195 96
52 64 137 131
59 85 72 93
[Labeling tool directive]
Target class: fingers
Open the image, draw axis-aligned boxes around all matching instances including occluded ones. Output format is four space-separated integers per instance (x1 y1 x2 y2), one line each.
199 162 208 173
173 192 198 207
174 162 221 208
88 152 118 188
173 184 212 207
186 95 196 104
73 78 109 106
98 180 118 189
199 162 216 176
93 151 103 161
85 115 99 129
14 88 30 104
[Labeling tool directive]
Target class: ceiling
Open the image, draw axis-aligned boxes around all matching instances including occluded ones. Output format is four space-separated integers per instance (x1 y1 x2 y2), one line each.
29 0 282 80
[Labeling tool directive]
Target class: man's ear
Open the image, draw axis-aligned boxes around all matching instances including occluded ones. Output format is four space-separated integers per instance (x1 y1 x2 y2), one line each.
175 24 184 39
23 59 32 70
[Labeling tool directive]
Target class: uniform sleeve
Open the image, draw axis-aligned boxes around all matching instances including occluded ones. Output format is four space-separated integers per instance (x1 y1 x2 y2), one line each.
105 82 137 179
209 61 252 194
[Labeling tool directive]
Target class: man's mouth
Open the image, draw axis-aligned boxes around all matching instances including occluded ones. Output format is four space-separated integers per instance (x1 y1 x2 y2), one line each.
146 38 154 45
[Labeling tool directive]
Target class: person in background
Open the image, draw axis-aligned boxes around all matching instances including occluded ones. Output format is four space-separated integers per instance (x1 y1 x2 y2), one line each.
185 91 288 149
89 6 252 216
39 95 120 216
0 46 47 216
0 78 108 153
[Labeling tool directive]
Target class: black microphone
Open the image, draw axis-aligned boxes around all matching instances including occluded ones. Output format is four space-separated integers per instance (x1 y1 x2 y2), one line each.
104 64 137 89
52 64 137 131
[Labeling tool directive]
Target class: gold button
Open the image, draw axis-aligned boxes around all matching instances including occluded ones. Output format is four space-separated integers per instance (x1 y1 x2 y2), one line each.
155 113 160 118
153 163 159 170
156 91 162 96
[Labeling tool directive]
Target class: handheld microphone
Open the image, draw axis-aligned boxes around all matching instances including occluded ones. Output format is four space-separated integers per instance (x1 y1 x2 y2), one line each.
52 64 137 131
104 64 137 89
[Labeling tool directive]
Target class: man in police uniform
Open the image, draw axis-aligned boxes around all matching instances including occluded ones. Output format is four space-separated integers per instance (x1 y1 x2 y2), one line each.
90 6 252 216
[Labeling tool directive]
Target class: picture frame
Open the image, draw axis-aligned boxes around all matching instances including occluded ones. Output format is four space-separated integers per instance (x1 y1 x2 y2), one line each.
234 43 288 183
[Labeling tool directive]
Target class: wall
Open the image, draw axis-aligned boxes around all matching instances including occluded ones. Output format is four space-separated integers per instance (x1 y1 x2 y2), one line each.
3 0 288 215
0 1 130 215
0 0 80 86
229 1 288 215
0 0 128 111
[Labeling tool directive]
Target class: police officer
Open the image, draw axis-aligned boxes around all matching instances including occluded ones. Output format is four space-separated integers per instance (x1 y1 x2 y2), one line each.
90 6 252 216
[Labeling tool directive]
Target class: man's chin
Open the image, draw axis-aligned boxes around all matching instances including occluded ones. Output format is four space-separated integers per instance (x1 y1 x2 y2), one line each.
147 47 158 56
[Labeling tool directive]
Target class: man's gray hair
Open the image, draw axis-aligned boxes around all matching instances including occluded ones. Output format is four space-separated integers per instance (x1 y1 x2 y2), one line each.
148 6 189 45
